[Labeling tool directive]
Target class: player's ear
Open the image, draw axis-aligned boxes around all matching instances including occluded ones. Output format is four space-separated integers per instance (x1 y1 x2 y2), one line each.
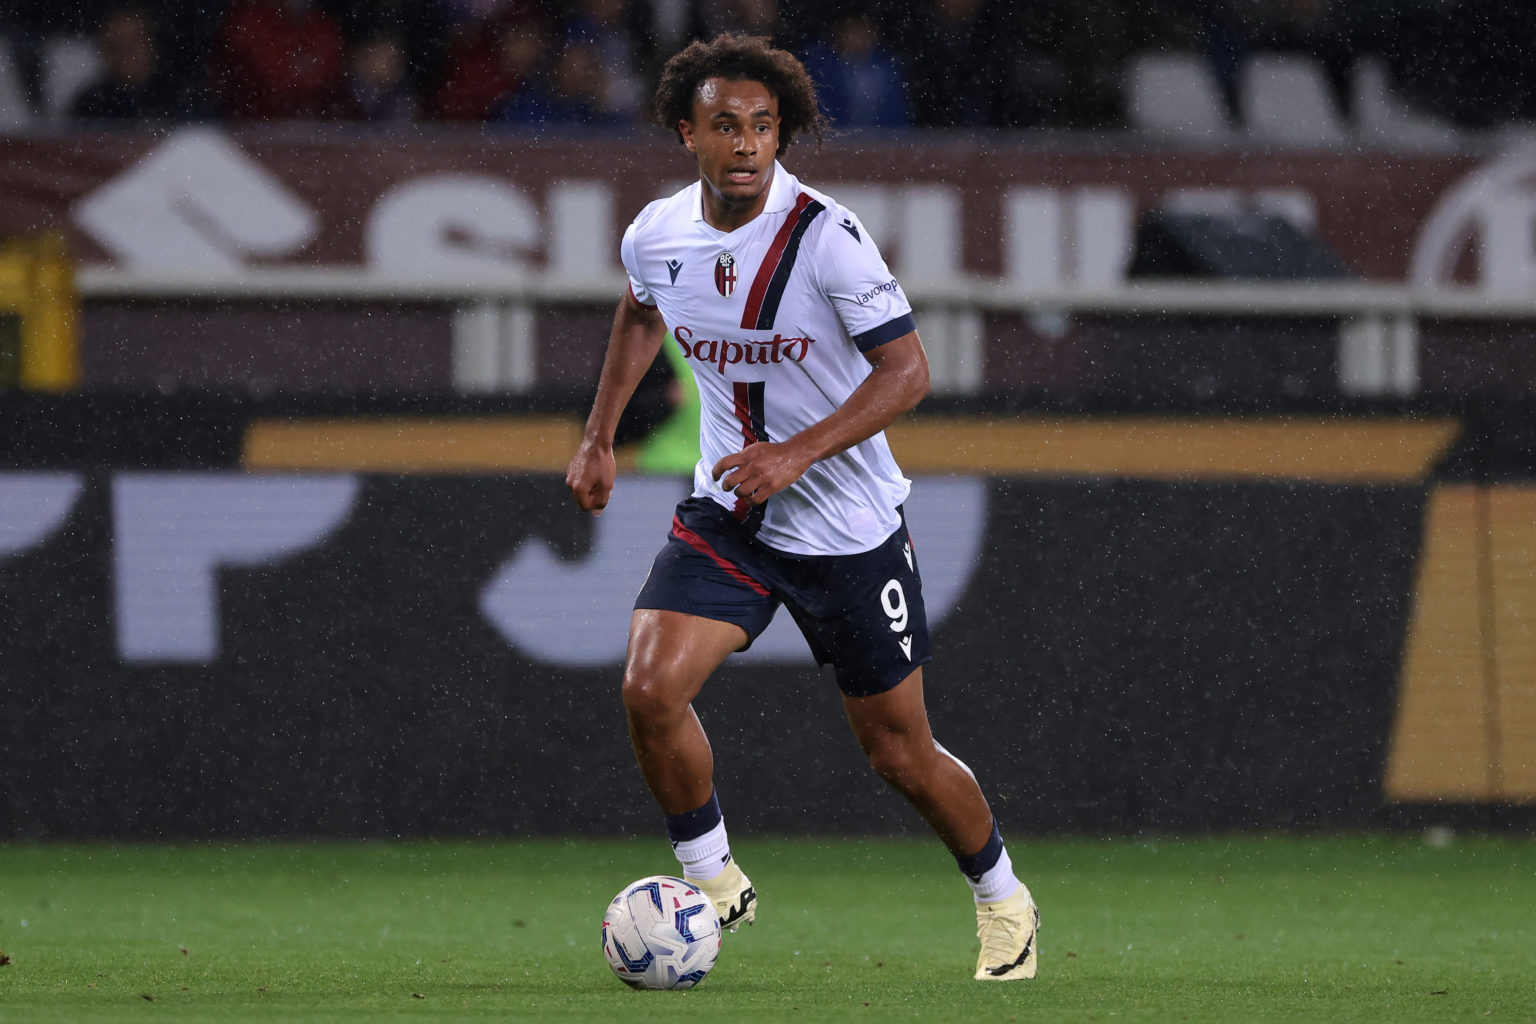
678 119 696 154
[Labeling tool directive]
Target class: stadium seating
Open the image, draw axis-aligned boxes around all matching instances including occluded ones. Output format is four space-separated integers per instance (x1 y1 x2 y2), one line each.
0 36 33 128
1241 52 1348 144
1126 51 1234 140
42 34 103 122
1353 55 1457 148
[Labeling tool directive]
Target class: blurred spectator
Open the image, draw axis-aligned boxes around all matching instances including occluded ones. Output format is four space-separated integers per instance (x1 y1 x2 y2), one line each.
436 0 528 26
430 4 550 121
210 0 348 119
985 1 1073 128
5 0 1534 134
565 0 652 122
801 11 909 129
131 0 227 119
1401 1 1536 128
327 30 418 122
327 0 450 109
688 0 784 43
996 0 1194 130
1199 0 1358 125
70 6 174 121
1 0 107 112
891 0 1005 128
495 37 627 126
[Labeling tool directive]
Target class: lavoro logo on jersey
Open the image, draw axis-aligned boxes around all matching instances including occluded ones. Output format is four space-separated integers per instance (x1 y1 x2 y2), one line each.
856 279 900 306
673 324 816 374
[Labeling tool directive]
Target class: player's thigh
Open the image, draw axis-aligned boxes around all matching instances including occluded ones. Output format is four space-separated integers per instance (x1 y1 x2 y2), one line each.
628 497 779 711
622 608 748 715
788 514 931 697
841 666 935 757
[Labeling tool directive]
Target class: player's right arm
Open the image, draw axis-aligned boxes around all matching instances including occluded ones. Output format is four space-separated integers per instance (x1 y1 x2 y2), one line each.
566 288 669 515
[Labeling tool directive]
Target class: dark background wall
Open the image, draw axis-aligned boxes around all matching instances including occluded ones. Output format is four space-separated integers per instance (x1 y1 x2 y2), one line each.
2 396 1530 839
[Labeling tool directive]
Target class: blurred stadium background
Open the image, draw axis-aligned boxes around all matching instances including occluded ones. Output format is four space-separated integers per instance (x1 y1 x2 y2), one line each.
2 0 1534 843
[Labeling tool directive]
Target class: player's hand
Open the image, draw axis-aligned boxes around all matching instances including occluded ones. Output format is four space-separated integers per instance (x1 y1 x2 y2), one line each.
566 440 617 515
711 441 812 505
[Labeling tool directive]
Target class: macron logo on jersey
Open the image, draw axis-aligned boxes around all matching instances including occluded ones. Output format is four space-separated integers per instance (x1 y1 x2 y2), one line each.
673 324 817 375
666 258 683 284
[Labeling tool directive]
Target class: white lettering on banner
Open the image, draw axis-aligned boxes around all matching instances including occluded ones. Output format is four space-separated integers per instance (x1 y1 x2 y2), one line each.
479 477 691 667
477 476 988 666
1003 187 1135 288
1004 188 1062 289
112 474 359 663
367 174 541 275
77 135 1519 293
546 181 617 277
72 129 317 271
899 186 962 278
1412 149 1536 293
0 473 84 558
2 471 986 668
1072 187 1136 286
59 133 980 281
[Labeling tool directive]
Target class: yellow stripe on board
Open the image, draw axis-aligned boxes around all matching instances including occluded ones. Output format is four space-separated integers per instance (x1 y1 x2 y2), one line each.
1384 486 1494 801
1386 484 1536 803
1489 487 1536 800
885 417 1461 481
243 416 587 473
246 415 1462 481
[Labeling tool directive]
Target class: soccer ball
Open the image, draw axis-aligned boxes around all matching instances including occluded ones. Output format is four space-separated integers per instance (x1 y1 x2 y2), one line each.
601 875 722 990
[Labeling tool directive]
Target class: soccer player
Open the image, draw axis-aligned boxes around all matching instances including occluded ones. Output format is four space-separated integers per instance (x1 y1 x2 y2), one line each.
565 32 1039 981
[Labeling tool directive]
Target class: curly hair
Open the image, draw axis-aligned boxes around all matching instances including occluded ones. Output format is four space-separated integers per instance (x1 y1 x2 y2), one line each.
653 33 828 156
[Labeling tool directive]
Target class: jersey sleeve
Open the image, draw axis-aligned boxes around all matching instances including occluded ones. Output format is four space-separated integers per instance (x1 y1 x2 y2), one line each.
814 206 916 351
620 219 656 308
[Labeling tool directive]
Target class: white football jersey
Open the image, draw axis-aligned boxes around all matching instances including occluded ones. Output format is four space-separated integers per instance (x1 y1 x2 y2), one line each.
622 163 916 556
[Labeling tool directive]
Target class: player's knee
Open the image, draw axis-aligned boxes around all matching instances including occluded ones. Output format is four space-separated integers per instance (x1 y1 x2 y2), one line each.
864 734 925 792
620 669 688 725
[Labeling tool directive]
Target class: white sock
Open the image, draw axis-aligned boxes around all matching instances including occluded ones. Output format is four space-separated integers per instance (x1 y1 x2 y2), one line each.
673 819 730 881
967 846 1021 904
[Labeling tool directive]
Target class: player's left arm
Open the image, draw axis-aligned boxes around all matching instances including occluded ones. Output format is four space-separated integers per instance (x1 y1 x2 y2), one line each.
712 329 929 503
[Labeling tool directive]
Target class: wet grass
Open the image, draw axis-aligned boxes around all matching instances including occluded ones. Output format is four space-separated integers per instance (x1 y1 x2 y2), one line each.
0 833 1532 1022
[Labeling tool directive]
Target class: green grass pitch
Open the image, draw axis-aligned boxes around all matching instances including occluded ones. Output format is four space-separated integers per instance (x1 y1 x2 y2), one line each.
1 833 1532 1023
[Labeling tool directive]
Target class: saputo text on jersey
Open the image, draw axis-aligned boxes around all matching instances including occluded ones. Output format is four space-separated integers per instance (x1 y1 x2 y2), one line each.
672 325 818 373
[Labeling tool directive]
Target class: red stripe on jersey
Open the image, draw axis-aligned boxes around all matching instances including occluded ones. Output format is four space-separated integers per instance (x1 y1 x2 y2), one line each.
627 283 657 310
730 381 755 521
739 192 815 330
732 381 758 445
670 515 770 595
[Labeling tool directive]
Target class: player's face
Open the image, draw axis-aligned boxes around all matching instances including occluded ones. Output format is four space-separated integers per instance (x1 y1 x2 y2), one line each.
678 77 780 231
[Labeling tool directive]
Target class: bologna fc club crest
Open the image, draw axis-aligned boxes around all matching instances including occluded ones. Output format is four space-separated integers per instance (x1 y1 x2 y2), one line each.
714 252 737 298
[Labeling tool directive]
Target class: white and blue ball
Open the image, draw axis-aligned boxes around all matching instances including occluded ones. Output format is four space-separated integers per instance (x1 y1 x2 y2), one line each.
601 875 722 990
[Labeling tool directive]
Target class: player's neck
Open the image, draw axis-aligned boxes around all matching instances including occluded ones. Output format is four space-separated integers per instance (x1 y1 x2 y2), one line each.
699 167 775 233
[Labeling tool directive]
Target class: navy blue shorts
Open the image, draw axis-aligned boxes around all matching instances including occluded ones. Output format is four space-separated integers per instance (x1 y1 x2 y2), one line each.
634 496 932 697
